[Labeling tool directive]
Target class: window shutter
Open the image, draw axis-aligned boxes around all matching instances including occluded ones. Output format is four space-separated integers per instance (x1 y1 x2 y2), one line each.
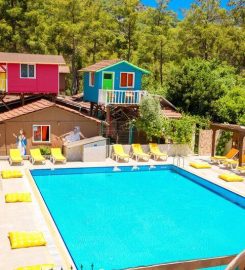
42 126 48 141
120 73 127 87
128 74 133 87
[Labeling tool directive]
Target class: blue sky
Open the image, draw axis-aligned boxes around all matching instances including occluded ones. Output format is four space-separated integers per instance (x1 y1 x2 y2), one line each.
141 0 230 18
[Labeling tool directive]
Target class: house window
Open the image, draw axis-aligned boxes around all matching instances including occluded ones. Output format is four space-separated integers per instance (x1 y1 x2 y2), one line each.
33 125 50 143
20 64 36 78
120 72 134 88
89 72 95 86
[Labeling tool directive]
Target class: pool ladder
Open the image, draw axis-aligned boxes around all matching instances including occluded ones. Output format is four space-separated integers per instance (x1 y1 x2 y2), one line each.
173 156 185 167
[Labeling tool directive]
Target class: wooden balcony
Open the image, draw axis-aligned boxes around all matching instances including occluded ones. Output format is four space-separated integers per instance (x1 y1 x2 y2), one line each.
98 89 147 106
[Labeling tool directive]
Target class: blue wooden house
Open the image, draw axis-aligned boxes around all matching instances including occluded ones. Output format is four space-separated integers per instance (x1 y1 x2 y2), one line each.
80 60 150 106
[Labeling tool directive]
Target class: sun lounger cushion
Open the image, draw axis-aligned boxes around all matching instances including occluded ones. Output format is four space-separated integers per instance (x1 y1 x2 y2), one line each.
1 170 23 179
223 159 238 165
219 174 243 182
238 166 245 171
9 149 23 162
211 156 227 160
30 149 45 163
16 264 54 270
189 162 211 169
5 193 32 203
9 231 47 249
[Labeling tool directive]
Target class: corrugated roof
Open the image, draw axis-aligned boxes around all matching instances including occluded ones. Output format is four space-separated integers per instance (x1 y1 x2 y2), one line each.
0 99 101 123
56 95 90 111
80 59 121 72
0 52 66 65
59 65 70 73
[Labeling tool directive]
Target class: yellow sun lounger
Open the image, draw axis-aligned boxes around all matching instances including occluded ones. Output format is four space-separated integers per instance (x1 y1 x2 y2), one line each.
237 166 245 173
131 144 150 162
9 231 47 249
1 170 23 179
30 149 46 164
5 193 32 203
211 148 239 164
112 144 130 162
9 149 23 165
50 148 66 164
189 162 211 169
223 154 245 169
16 264 54 270
149 143 168 161
219 174 243 182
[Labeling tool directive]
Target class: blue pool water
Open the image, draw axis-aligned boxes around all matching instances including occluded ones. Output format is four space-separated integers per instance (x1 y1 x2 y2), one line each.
32 166 245 270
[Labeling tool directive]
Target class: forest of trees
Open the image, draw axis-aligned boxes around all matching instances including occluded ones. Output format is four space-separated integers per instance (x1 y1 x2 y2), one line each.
0 0 244 124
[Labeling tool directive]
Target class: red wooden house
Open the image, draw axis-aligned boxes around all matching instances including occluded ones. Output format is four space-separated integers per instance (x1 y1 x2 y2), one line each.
0 52 67 94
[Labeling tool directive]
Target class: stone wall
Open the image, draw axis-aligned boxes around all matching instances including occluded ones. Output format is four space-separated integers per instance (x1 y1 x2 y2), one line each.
198 130 213 156
198 129 245 156
109 143 193 157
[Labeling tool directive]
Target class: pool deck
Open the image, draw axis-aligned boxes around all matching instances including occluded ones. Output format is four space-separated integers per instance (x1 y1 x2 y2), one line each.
0 156 244 270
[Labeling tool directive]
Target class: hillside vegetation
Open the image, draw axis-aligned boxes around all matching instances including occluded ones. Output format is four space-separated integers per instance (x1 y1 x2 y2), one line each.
0 0 244 123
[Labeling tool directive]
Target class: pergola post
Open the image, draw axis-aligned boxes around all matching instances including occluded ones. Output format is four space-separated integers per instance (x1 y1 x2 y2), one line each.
210 123 245 164
238 134 244 166
106 105 111 137
211 128 217 157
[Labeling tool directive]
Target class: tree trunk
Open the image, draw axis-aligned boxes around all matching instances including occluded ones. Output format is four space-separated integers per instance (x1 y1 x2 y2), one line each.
93 39 97 63
127 23 132 61
71 37 77 95
160 40 163 86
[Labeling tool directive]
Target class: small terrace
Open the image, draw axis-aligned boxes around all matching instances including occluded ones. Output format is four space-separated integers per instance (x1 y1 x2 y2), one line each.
98 89 147 106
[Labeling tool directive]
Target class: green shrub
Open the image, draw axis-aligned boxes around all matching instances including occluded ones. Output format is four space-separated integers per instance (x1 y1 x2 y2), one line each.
215 131 232 156
39 146 51 156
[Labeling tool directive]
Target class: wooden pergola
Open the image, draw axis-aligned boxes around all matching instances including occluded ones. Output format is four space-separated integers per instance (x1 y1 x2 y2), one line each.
211 123 245 166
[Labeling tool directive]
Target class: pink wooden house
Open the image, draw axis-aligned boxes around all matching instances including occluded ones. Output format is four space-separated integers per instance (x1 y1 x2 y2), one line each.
0 52 67 94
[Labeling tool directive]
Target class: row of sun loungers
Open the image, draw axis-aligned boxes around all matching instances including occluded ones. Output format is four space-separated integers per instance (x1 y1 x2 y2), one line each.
189 147 245 182
112 144 245 174
9 148 66 165
211 147 245 172
112 143 168 162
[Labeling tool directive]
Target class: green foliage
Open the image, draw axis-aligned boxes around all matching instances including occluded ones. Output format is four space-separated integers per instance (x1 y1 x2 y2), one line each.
239 115 245 126
134 96 198 144
163 116 196 144
39 146 51 156
132 95 164 141
215 131 232 155
0 0 243 124
214 86 245 124
166 58 238 116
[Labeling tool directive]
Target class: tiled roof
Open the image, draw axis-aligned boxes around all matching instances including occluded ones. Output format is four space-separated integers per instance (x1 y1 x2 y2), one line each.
0 99 101 123
0 52 65 65
79 59 121 72
162 107 182 119
59 65 70 73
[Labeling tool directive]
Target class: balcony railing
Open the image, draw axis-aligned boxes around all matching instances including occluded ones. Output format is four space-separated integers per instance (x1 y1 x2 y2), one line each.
98 89 147 106
0 79 6 92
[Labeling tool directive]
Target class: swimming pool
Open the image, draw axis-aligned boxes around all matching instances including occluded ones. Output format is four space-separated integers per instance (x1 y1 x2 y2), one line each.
31 165 245 270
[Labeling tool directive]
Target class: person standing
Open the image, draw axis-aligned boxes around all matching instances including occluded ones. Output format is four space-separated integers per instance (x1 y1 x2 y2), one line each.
13 129 27 156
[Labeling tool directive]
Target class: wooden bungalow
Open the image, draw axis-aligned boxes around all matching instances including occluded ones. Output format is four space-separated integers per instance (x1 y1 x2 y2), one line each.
80 59 150 106
0 52 69 95
0 98 103 155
